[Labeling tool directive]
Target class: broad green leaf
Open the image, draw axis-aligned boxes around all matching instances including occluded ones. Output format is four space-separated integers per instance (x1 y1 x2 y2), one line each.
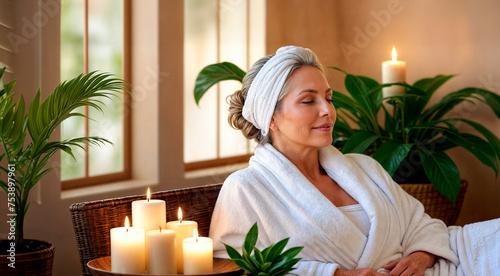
419 150 461 202
357 75 382 111
223 243 242 260
332 91 363 120
232 258 252 273
243 222 258 256
253 247 265 264
446 118 500 168
372 140 413 176
413 74 455 96
279 246 303 260
344 74 376 121
265 238 289 262
194 62 246 104
341 131 379 154
444 132 498 174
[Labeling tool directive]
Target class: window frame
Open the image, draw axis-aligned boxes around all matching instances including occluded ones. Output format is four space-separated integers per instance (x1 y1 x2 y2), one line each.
61 0 132 190
183 0 264 172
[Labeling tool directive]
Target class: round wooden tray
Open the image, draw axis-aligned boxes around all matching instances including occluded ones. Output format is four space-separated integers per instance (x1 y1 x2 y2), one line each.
87 256 243 276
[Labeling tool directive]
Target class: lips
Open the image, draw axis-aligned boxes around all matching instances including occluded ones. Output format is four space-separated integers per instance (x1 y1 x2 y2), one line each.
313 123 333 131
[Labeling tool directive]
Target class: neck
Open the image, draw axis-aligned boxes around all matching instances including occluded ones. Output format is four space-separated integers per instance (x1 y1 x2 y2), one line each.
271 143 324 181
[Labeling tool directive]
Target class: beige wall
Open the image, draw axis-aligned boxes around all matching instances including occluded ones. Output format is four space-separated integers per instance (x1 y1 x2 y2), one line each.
267 0 500 225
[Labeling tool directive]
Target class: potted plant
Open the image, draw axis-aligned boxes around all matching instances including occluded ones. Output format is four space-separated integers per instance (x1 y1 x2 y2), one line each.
223 222 303 276
193 62 500 225
0 67 127 275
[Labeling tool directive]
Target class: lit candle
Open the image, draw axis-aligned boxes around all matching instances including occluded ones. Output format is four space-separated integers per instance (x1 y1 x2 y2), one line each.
166 207 198 274
382 46 406 97
132 187 166 233
110 216 146 274
147 227 177 274
183 228 213 275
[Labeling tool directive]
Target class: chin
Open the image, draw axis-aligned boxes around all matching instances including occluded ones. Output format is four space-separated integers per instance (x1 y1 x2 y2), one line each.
311 138 333 148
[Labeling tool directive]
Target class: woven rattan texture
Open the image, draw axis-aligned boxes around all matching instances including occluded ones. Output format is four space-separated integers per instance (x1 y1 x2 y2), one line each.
0 239 55 276
400 180 468 226
69 183 223 276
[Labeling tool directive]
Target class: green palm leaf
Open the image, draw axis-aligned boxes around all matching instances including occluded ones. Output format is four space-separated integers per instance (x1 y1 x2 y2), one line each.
0 67 127 247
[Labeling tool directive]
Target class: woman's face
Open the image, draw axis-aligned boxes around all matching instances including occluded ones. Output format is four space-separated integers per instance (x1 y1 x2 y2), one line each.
270 65 336 152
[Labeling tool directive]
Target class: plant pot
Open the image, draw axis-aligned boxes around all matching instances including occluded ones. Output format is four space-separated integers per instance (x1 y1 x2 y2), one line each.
400 180 468 226
0 239 55 276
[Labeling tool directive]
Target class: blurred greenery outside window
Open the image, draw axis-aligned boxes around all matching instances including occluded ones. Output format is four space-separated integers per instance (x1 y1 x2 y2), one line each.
60 0 129 188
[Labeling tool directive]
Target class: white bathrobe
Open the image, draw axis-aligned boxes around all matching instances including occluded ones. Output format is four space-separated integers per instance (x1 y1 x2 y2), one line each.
209 144 499 275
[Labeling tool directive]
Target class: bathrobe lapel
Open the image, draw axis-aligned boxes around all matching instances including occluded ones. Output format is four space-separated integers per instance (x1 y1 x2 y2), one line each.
319 146 398 269
253 144 369 269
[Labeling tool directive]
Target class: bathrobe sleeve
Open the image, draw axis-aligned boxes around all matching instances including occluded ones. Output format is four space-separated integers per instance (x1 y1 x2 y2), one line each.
346 153 459 265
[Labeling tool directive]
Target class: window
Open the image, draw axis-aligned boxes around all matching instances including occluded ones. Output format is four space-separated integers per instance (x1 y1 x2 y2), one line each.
60 0 131 189
183 0 266 171
0 0 14 80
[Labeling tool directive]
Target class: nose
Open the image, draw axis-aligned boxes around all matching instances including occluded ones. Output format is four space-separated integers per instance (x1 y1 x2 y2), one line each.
320 99 335 118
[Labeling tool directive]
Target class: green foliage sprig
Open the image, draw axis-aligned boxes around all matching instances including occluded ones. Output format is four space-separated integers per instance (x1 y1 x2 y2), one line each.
223 222 303 276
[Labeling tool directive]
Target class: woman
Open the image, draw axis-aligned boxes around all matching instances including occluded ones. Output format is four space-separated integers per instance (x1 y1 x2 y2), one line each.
209 46 498 276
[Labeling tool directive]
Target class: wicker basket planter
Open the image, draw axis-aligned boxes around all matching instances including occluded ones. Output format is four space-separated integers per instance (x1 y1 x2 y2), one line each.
0 239 55 275
400 180 468 226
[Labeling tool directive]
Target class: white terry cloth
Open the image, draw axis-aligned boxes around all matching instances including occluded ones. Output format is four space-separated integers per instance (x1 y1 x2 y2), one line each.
338 204 371 237
209 144 459 275
441 219 500 276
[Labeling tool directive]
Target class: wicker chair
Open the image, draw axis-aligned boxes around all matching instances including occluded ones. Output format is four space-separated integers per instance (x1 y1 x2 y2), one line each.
69 183 223 276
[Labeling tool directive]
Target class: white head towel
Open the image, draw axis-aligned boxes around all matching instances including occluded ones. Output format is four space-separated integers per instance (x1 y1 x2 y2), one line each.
242 45 317 136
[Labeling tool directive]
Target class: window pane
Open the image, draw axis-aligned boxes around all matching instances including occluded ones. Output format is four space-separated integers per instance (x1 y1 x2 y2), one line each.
219 0 249 158
60 0 85 180
184 0 266 166
87 0 124 176
184 0 218 163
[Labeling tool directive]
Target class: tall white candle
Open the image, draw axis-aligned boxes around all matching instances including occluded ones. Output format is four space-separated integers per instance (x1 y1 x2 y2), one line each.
166 207 198 274
183 229 213 275
382 46 406 97
110 217 146 274
132 188 166 233
147 228 177 274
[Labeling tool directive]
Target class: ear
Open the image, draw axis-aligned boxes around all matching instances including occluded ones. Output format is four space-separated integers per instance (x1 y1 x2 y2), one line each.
269 116 278 132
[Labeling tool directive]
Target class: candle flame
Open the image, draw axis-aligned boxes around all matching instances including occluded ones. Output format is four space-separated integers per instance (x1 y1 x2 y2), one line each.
178 207 183 223
125 216 130 228
392 46 397 62
193 228 198 242
147 187 151 202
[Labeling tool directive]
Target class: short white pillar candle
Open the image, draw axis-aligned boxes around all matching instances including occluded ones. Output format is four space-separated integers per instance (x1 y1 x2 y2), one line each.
183 229 213 275
147 228 177 274
166 207 198 274
110 216 146 274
